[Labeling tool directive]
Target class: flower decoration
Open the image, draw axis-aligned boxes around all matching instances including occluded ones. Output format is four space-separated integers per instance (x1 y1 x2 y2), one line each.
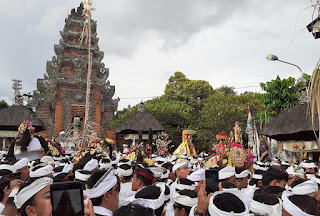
18 121 35 135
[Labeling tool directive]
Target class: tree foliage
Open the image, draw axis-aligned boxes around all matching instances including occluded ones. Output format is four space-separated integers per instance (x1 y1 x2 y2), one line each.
164 72 214 105
258 74 310 116
0 100 9 109
195 92 264 151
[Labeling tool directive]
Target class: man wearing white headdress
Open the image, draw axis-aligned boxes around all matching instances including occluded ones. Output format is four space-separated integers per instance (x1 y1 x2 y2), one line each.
87 168 119 216
286 164 305 187
83 158 99 173
14 177 53 216
117 163 135 207
290 180 319 199
167 160 190 216
300 160 318 180
14 158 30 182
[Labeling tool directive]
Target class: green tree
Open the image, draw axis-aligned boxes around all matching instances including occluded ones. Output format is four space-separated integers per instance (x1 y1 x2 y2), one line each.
216 85 236 96
258 74 310 116
0 100 9 109
195 92 264 151
164 72 214 105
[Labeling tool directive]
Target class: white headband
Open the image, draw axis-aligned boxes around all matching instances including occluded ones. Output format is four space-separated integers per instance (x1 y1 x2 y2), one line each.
174 192 198 207
14 158 28 170
235 170 251 179
282 191 314 216
252 174 262 180
30 165 53 178
286 165 305 179
250 199 282 216
53 164 73 177
218 166 235 180
208 190 249 216
87 169 117 199
172 160 188 173
130 199 155 210
187 169 205 182
300 162 317 169
292 180 318 195
99 163 112 169
175 183 196 191
14 177 53 209
83 159 99 172
118 160 132 166
117 167 133 177
0 164 16 174
133 184 166 210
253 164 268 171
75 170 91 182
160 170 169 179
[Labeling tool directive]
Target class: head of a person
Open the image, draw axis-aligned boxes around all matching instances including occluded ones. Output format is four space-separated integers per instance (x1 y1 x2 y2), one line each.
262 168 288 188
113 203 155 216
248 170 264 188
162 162 174 181
135 185 165 216
175 165 190 179
19 165 30 182
287 174 302 187
291 179 320 200
131 168 154 191
17 127 33 152
251 191 281 216
15 177 53 216
0 176 21 203
87 168 120 213
209 192 247 215
261 186 285 199
174 189 197 216
235 167 250 189
218 166 236 185
74 169 91 190
14 158 30 182
117 164 133 182
282 195 319 216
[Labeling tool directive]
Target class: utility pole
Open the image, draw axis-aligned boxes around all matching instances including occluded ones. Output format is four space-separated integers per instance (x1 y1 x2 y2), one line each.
12 79 22 105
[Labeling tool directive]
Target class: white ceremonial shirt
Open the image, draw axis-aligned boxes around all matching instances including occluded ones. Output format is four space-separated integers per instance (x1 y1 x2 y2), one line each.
0 202 5 215
93 206 113 216
14 137 42 161
119 182 136 207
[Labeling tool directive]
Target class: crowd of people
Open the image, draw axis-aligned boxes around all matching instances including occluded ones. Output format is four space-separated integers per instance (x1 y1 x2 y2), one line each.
1 122 320 215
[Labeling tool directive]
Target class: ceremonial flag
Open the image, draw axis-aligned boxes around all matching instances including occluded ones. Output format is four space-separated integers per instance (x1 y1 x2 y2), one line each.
245 107 254 150
84 0 93 6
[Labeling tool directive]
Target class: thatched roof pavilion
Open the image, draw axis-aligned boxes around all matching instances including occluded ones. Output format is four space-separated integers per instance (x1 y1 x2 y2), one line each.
0 105 45 133
260 103 318 141
116 103 164 134
116 103 164 147
0 105 45 149
260 103 319 155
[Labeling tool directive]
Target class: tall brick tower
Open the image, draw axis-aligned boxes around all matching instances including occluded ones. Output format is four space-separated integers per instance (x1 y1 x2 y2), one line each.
33 3 119 138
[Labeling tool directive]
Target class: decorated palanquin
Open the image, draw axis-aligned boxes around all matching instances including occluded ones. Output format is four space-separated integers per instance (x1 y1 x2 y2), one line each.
156 132 170 156
173 129 197 158
46 138 66 157
125 143 155 165
205 122 255 168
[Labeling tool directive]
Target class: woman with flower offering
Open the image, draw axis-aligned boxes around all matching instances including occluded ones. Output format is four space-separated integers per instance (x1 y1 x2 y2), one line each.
7 121 44 161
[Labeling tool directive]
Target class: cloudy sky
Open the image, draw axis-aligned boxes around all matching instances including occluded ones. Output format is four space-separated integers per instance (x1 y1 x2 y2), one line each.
0 0 320 110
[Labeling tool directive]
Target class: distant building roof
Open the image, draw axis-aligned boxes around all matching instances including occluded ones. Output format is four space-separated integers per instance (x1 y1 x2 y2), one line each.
116 104 164 134
0 105 45 132
259 103 318 141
